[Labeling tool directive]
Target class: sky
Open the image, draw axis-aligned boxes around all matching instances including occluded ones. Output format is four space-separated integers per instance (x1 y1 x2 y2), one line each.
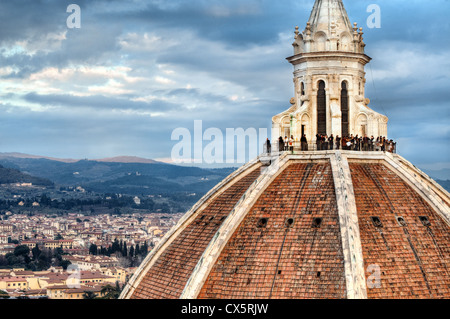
0 0 449 172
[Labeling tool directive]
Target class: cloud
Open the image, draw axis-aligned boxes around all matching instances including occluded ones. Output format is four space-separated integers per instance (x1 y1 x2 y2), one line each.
0 0 448 170
23 92 180 114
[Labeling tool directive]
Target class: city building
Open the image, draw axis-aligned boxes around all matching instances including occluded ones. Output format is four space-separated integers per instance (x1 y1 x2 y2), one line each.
64 255 119 271
0 211 181 299
0 223 13 232
0 235 8 244
0 276 29 291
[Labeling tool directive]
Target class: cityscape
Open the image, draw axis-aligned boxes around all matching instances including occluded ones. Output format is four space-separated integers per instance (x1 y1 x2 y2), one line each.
0 210 183 299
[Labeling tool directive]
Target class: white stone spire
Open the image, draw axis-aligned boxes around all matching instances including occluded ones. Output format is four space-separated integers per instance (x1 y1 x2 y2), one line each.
292 0 366 54
308 0 353 36
272 0 388 146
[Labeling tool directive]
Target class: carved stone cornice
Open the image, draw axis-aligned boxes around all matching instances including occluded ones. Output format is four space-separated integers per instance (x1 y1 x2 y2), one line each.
287 51 372 66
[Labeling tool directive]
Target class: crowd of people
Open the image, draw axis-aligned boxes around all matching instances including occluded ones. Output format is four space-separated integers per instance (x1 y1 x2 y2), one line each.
268 134 397 153
314 134 397 153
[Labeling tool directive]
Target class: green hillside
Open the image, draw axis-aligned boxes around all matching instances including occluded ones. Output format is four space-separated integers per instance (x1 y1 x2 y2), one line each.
0 157 235 196
0 165 54 186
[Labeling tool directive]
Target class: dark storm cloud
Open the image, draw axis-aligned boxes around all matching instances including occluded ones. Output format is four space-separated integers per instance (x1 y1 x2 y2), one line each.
348 0 450 50
23 92 179 112
0 0 67 44
155 88 233 105
0 1 122 78
101 0 297 47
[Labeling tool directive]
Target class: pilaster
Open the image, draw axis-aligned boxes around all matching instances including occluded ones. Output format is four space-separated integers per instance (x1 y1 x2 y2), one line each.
329 151 368 299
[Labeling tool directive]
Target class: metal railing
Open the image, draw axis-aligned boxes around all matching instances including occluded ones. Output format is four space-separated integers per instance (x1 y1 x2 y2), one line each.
263 140 397 155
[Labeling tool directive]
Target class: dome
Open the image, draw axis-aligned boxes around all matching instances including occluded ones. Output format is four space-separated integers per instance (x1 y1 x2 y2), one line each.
120 0 449 300
121 151 450 299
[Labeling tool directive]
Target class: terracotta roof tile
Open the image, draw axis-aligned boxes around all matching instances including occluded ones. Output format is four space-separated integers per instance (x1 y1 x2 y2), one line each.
131 167 261 299
199 163 346 299
350 163 450 299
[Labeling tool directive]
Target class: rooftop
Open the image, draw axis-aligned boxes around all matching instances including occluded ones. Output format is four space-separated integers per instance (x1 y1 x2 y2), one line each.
121 151 450 299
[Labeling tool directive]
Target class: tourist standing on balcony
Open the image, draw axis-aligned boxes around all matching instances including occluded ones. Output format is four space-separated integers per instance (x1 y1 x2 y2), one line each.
375 137 381 151
388 140 395 153
346 138 352 150
381 137 386 152
355 136 361 151
279 136 284 152
329 134 334 150
266 138 271 154
322 135 328 150
301 134 308 151
362 135 369 151
336 136 341 150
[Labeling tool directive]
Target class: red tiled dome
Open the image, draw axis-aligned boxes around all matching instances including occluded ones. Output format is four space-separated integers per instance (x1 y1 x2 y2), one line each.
121 152 450 299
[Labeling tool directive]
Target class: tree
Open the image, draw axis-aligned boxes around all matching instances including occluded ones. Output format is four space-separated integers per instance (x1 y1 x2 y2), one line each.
142 242 148 255
129 245 134 258
111 239 120 254
32 244 41 261
100 285 120 299
40 194 51 206
0 255 8 267
83 291 97 299
135 244 140 256
55 234 64 240
14 245 30 258
6 254 20 267
37 252 51 270
89 244 98 256
123 242 127 257
0 290 10 299
60 260 71 271
54 247 64 259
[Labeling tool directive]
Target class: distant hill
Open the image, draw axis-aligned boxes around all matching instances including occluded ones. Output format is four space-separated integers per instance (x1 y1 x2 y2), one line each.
0 165 54 186
420 167 450 192
422 168 450 181
0 152 79 163
95 156 160 164
0 152 162 165
0 156 236 197
436 180 450 193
